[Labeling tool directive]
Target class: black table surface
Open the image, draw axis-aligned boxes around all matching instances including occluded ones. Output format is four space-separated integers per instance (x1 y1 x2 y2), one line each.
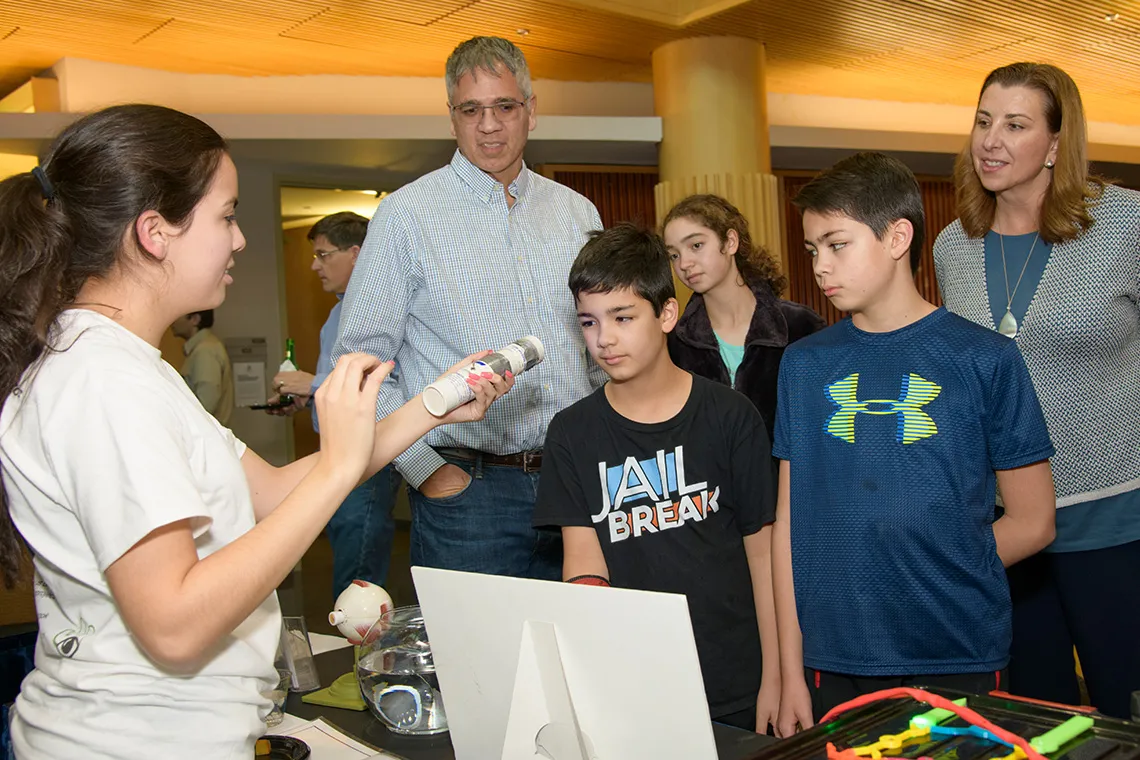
286 646 775 760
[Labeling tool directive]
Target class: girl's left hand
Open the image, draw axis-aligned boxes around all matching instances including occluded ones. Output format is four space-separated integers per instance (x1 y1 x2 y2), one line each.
314 354 393 484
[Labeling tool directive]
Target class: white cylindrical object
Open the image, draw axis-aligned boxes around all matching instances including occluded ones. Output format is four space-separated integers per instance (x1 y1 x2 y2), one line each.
422 336 545 417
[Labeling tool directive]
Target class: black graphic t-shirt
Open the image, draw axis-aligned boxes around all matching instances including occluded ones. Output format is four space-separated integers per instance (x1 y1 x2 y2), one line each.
534 374 775 716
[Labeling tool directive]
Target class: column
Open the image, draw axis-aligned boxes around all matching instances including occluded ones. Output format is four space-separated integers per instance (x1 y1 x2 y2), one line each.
652 37 784 305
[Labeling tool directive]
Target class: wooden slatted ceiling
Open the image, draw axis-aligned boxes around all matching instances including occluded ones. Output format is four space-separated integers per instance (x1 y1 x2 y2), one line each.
2 0 1140 123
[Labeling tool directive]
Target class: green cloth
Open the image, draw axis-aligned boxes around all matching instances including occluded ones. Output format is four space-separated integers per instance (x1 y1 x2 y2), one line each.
300 671 366 711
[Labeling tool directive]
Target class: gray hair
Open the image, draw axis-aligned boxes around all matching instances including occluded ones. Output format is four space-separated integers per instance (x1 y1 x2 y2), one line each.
445 36 533 103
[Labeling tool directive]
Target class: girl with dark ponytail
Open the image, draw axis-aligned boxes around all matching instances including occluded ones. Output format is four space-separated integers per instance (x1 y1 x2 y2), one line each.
0 104 512 759
0 161 70 588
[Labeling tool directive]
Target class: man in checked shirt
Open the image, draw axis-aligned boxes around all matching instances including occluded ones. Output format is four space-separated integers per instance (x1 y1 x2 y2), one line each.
332 36 604 580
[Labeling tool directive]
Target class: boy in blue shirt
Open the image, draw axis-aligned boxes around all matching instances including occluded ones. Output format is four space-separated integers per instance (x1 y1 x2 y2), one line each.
533 224 781 732
772 153 1057 736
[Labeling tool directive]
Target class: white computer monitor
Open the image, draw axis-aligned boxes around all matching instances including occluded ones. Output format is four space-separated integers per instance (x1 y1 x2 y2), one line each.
412 566 718 760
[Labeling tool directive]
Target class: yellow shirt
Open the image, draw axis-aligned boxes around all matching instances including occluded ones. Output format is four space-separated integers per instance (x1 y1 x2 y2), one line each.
181 328 234 425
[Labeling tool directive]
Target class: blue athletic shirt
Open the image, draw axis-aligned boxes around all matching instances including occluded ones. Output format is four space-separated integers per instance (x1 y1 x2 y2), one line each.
772 308 1054 676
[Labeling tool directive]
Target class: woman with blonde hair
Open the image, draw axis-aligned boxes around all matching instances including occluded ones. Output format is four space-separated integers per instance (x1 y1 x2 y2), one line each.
663 194 824 442
934 62 1140 719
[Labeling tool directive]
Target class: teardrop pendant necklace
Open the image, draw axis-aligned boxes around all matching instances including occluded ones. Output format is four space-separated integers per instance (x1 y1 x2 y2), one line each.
997 230 1040 338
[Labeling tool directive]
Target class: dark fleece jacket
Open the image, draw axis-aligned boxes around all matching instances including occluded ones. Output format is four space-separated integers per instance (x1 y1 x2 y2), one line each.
668 282 826 442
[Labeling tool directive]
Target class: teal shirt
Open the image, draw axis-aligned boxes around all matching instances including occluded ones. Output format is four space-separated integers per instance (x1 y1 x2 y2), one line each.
714 332 745 386
983 230 1052 331
1051 490 1140 552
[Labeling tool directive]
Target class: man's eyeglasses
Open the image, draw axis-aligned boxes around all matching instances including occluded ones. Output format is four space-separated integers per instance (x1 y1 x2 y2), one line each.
312 246 349 261
449 99 529 124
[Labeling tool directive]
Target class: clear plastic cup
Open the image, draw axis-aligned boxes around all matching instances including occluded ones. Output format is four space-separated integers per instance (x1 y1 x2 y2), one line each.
280 616 321 692
261 666 291 727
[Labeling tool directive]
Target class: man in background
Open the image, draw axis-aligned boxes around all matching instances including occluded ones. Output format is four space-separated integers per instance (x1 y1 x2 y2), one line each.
172 309 234 425
269 211 401 597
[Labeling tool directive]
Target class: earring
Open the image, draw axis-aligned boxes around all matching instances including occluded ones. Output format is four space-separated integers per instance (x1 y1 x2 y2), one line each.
1044 160 1055 169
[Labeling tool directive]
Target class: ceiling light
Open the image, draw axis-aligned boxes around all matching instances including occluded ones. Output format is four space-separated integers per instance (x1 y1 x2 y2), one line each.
1104 12 1120 21
517 28 530 35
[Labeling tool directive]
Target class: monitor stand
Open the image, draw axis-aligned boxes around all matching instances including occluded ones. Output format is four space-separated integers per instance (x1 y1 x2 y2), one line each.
502 620 597 760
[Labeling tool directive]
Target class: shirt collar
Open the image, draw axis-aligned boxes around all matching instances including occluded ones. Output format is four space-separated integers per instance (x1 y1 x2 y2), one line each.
448 149 530 205
183 327 209 355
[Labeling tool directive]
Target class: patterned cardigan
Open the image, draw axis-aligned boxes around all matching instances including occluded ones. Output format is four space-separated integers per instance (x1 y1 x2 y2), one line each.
933 184 1140 508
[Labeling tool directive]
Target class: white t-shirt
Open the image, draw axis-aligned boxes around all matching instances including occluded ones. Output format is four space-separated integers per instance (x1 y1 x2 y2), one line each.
0 309 281 760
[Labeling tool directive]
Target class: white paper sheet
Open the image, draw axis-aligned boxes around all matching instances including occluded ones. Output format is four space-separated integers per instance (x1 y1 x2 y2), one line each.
273 712 311 735
279 717 397 759
308 632 353 656
233 360 267 407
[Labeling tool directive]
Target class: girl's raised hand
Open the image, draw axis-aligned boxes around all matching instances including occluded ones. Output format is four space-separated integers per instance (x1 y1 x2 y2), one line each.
314 354 393 485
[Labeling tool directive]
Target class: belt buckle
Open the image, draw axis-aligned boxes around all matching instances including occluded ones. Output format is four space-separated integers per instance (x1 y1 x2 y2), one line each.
522 450 541 473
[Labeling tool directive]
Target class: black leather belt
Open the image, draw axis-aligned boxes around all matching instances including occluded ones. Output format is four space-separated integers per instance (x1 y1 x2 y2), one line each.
436 447 544 473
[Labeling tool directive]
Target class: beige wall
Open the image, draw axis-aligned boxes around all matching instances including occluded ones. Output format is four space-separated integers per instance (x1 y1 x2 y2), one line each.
767 92 1140 163
52 58 656 117
214 159 291 465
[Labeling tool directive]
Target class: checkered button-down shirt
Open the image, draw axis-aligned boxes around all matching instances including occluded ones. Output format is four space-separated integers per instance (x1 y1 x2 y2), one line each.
333 149 605 488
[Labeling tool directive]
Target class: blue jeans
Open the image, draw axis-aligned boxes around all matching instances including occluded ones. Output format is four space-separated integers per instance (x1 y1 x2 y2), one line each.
326 464 401 598
408 454 562 580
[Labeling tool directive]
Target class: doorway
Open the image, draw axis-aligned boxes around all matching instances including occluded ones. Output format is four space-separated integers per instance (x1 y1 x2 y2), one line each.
279 185 386 458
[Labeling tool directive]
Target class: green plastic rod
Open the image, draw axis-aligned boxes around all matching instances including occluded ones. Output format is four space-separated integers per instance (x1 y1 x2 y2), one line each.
1029 715 1095 754
911 698 970 729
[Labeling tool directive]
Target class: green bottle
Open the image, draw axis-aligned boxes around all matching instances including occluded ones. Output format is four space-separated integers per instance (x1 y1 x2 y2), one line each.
281 338 298 372
278 338 298 402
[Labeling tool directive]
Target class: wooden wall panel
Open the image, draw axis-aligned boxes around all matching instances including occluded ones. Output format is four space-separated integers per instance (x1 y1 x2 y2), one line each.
0 551 35 627
540 165 659 230
781 173 954 326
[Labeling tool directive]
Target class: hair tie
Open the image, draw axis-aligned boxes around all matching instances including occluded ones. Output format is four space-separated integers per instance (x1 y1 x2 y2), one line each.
31 166 55 202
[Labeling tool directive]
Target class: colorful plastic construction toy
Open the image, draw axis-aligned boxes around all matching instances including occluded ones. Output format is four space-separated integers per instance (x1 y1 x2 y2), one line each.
822 688 1094 760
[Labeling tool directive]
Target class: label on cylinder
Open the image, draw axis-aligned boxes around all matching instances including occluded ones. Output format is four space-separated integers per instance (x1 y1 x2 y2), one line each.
422 336 544 417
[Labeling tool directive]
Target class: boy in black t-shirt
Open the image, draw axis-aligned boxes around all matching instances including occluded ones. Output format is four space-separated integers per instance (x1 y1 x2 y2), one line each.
532 223 780 733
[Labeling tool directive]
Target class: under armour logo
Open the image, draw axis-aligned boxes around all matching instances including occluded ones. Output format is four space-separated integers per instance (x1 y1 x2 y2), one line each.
824 373 941 444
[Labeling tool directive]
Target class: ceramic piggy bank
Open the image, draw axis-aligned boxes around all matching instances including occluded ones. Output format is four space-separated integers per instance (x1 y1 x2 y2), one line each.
328 580 394 645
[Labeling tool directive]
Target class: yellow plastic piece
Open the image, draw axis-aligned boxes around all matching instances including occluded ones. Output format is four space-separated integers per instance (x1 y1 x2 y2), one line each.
994 747 1027 760
851 726 932 759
